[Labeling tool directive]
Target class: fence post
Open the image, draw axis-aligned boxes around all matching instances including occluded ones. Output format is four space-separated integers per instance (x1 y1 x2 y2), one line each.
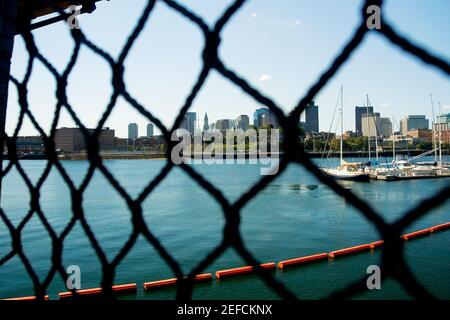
0 0 18 202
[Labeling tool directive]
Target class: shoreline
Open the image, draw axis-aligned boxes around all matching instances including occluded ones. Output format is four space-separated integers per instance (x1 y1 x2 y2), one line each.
5 149 449 161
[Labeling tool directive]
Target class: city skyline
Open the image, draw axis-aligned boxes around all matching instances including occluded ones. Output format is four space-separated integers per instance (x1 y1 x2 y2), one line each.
15 105 446 140
121 106 443 139
11 103 450 154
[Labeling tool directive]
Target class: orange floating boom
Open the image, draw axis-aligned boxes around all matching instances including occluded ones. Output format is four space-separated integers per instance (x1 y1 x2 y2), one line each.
111 283 137 293
431 222 450 233
143 273 212 291
369 240 384 249
144 278 177 290
401 228 431 240
6 222 449 301
215 262 276 279
277 253 328 269
329 244 371 258
3 295 49 301
58 283 137 299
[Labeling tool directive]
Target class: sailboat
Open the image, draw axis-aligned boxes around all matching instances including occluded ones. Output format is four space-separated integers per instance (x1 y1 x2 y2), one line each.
371 96 450 180
321 86 370 181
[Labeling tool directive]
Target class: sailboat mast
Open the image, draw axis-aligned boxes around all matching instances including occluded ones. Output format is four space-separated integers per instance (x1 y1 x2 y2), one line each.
392 115 396 162
375 130 379 161
340 86 344 164
366 95 371 162
430 93 437 162
438 102 442 166
367 94 379 162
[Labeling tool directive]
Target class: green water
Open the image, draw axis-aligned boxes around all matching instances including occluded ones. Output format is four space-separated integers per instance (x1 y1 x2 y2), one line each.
0 158 449 299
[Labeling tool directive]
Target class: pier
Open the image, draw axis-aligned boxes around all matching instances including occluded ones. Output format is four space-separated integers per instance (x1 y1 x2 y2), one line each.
370 165 450 181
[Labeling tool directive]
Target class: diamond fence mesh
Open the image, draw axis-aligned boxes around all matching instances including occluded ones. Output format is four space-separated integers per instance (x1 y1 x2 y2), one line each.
1 0 450 300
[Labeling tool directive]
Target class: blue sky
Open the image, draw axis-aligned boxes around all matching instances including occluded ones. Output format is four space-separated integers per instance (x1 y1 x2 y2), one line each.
6 0 450 138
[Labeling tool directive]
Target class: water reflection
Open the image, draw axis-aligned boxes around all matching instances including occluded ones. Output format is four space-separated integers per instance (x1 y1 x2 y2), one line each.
265 184 319 193
337 181 354 190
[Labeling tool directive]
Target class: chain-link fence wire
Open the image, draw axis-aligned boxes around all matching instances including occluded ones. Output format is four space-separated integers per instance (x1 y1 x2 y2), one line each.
1 0 450 300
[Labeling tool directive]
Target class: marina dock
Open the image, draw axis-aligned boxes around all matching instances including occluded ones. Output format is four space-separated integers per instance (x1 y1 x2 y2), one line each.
369 165 450 181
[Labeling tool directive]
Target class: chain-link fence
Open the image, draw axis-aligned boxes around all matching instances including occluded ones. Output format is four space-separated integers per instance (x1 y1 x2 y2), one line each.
1 0 449 300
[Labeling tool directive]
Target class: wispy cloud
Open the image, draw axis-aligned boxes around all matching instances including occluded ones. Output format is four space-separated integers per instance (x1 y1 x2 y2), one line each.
292 20 301 27
381 102 390 108
441 104 450 112
250 12 262 19
258 74 272 82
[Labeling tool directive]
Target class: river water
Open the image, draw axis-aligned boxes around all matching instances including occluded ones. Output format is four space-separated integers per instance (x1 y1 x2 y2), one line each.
0 157 449 299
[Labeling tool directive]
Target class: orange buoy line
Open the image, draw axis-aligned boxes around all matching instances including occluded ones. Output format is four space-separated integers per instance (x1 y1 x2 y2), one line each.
329 244 371 259
111 283 137 293
431 222 450 233
215 262 276 279
143 273 212 291
369 240 384 249
401 228 432 240
3 222 450 300
278 253 328 269
58 283 137 299
3 295 49 301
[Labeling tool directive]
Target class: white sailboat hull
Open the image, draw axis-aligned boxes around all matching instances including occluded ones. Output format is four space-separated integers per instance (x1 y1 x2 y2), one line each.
322 168 370 181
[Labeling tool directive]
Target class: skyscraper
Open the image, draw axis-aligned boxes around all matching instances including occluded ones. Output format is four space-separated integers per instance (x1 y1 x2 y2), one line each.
437 113 450 126
215 119 231 131
253 108 278 128
355 106 374 134
181 112 197 134
128 123 138 139
400 115 429 135
235 115 249 131
361 114 378 137
377 117 393 137
304 101 319 133
203 113 210 132
361 114 392 137
253 108 267 128
146 123 154 137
